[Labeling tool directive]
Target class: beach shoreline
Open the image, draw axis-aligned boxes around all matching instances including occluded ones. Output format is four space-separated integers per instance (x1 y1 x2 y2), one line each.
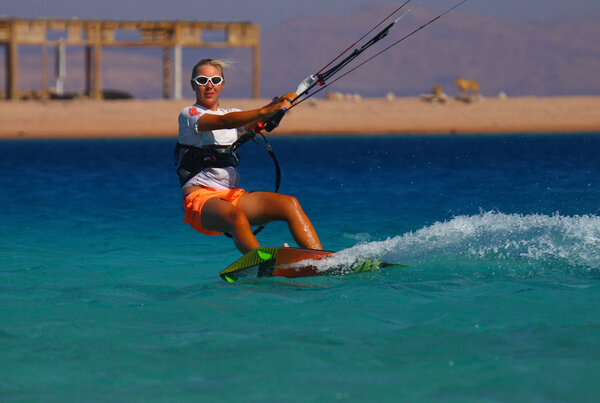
0 95 599 139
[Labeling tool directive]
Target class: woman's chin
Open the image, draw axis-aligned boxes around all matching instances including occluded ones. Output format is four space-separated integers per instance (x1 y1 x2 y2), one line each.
198 98 218 109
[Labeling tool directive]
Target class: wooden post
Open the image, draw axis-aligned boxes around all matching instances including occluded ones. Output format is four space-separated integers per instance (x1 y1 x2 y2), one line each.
86 22 102 100
41 44 48 99
55 40 67 96
6 22 18 100
163 46 171 99
174 44 182 100
3 44 9 99
252 43 260 99
92 42 102 99
85 45 92 97
84 23 101 99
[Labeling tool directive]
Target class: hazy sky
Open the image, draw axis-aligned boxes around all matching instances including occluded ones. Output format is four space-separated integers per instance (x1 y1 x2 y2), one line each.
2 0 600 28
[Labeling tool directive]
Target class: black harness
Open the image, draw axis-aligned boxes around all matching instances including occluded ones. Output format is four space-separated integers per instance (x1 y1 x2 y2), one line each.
174 143 240 187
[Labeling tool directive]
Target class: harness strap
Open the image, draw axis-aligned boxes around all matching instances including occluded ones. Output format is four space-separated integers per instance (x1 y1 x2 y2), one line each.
174 143 239 187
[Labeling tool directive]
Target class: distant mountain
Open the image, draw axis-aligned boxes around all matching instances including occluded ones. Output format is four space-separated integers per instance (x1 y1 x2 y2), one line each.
258 4 600 97
5 4 599 98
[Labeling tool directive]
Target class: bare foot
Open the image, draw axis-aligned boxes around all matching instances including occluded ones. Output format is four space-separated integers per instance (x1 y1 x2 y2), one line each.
283 243 290 248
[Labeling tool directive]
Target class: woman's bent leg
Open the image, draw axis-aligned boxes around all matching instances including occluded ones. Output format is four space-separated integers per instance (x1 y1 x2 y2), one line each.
237 192 322 250
201 197 259 253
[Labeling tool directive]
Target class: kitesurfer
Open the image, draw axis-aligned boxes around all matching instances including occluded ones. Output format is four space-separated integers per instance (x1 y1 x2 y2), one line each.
176 58 323 254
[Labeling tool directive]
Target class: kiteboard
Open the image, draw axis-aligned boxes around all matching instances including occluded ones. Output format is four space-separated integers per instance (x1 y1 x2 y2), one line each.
219 247 402 283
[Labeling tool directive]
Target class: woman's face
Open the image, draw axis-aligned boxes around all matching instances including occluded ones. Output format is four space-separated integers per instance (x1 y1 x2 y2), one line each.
193 64 224 110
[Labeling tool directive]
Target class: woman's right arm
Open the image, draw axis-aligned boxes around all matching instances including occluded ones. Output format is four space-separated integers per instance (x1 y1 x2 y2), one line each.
196 98 292 132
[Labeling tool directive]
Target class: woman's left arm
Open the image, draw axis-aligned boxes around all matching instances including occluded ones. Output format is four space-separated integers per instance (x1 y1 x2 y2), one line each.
242 92 297 131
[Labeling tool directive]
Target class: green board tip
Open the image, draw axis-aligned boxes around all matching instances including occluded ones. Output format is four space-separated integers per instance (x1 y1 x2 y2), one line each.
257 250 273 260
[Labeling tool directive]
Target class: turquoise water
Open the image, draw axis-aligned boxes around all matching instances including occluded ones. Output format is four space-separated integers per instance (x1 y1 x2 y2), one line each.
1 135 599 401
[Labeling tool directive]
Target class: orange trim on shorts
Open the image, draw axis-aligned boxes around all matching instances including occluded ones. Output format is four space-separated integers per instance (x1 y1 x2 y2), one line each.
183 187 246 236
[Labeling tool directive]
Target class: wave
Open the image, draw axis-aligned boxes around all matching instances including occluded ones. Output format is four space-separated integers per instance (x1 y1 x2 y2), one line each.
317 212 600 276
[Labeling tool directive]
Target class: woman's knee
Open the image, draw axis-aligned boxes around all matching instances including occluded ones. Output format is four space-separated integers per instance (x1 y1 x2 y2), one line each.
237 192 304 222
279 195 303 217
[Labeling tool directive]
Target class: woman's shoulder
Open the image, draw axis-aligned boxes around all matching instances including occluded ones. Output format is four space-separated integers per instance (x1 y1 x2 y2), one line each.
180 104 209 118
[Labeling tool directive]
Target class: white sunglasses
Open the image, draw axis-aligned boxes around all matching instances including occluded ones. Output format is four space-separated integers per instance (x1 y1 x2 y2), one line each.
192 75 224 86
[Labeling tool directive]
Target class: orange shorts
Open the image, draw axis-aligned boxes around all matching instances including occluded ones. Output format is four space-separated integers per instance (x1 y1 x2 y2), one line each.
183 187 246 236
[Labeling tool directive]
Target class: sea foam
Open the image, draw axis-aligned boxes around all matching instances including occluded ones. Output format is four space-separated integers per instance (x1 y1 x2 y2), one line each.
312 212 600 274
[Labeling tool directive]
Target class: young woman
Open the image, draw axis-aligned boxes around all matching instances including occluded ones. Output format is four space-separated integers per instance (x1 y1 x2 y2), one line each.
176 59 323 254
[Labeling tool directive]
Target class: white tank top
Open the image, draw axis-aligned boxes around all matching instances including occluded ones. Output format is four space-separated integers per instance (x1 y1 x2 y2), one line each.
177 104 242 190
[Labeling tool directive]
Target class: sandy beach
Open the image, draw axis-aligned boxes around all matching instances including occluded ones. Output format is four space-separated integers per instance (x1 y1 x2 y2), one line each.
0 95 599 139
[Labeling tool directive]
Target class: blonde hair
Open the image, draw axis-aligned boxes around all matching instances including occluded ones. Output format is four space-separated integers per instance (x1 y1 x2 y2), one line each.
191 58 233 80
